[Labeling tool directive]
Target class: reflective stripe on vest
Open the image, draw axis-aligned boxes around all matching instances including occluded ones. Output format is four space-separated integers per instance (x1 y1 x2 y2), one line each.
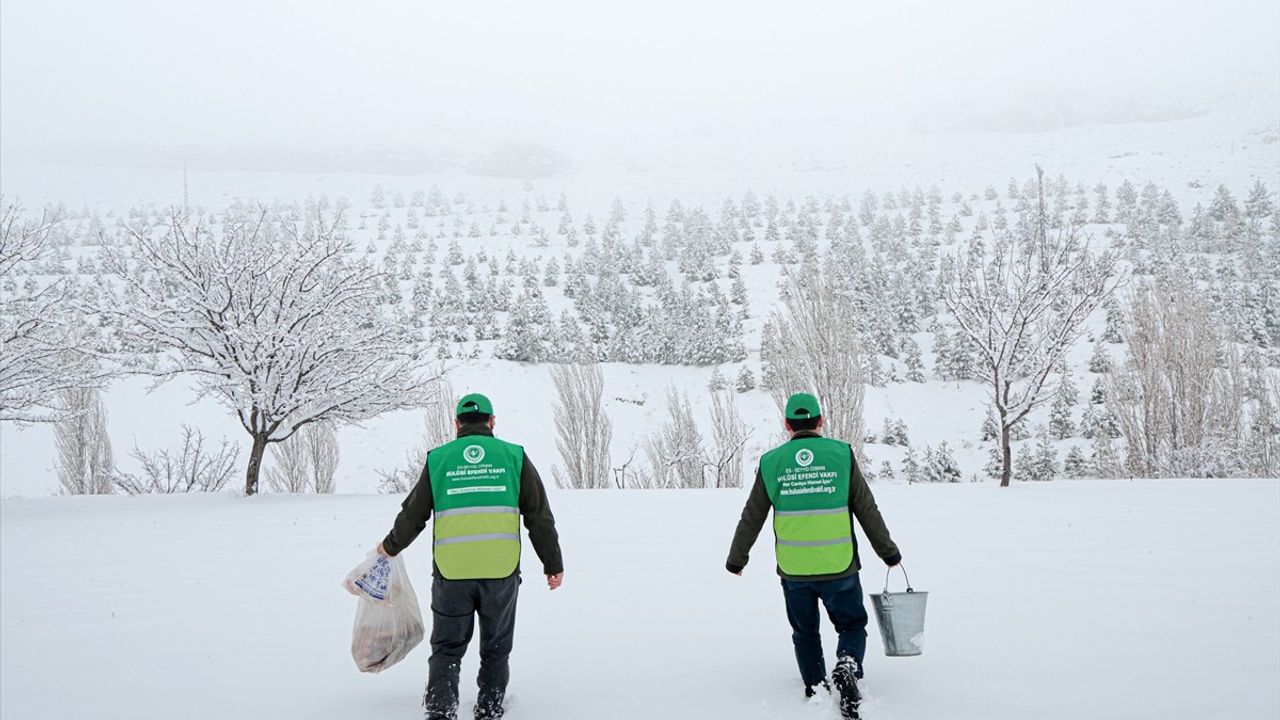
760 436 855 576
429 436 524 580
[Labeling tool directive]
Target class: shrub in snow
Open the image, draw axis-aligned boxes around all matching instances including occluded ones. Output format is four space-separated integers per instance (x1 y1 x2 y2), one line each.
115 425 239 494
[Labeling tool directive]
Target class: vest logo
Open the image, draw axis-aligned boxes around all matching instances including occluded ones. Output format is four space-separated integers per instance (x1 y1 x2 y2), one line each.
795 448 814 467
463 445 486 464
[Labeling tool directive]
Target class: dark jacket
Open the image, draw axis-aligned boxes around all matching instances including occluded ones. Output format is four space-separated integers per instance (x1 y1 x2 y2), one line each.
381 424 564 578
726 430 900 581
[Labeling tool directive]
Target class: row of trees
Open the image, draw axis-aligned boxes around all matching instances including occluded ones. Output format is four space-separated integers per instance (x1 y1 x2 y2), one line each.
5 169 1278 494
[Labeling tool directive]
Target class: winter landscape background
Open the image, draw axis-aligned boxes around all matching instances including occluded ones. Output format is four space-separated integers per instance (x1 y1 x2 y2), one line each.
2 1 1278 718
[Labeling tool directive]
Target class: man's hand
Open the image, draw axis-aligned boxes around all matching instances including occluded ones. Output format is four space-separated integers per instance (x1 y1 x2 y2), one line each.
375 543 389 557
546 572 564 590
726 561 744 576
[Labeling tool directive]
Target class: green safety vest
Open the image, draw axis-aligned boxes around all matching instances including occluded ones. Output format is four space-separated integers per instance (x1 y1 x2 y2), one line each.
428 435 524 580
760 436 854 576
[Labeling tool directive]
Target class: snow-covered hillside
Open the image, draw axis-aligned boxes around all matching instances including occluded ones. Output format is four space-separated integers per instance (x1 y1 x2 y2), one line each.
3 164 1278 496
2 480 1277 719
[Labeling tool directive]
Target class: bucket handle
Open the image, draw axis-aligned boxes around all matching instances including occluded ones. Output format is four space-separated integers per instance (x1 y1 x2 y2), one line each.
883 564 914 594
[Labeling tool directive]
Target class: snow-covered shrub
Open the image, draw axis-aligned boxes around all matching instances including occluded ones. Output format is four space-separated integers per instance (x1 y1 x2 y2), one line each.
115 425 239 494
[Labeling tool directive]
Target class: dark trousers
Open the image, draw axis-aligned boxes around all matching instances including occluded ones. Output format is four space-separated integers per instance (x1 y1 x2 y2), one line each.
781 573 869 687
424 574 520 720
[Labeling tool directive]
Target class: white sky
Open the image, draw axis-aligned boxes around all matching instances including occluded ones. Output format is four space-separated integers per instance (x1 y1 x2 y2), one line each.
3 0 1278 162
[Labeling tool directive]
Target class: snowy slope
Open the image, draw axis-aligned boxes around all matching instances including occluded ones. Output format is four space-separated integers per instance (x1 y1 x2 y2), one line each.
3 480 1278 720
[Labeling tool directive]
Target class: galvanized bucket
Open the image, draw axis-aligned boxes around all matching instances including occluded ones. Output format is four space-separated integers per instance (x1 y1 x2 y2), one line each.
870 565 928 657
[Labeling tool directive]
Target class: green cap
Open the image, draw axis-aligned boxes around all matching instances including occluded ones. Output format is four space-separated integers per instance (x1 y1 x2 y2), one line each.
456 393 493 417
785 392 822 420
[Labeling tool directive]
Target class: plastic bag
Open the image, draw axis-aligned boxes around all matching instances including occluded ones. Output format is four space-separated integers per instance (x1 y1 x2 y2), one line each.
342 553 425 673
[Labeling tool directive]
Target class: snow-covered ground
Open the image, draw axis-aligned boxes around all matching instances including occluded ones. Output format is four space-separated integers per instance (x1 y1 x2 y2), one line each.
3 479 1277 719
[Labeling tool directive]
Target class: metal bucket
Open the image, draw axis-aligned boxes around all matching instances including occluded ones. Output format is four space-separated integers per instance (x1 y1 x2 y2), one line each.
870 565 928 657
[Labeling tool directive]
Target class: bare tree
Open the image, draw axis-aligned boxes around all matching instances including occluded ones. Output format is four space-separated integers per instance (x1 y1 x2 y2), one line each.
423 376 458 451
550 363 613 489
102 206 434 495
303 420 340 494
1 201 104 422
115 424 239 494
266 419 339 493
611 446 643 489
643 386 705 488
706 387 751 488
53 388 115 495
1107 279 1259 477
941 169 1121 486
762 259 866 451
266 432 309 493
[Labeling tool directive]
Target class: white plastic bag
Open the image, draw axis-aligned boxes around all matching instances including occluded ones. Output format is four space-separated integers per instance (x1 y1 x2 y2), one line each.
342 553 425 673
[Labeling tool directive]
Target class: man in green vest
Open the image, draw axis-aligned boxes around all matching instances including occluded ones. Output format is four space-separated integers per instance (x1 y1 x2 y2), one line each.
377 393 564 720
726 392 901 720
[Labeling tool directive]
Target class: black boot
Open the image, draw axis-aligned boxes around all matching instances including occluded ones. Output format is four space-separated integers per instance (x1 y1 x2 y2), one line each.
804 679 830 699
831 656 862 720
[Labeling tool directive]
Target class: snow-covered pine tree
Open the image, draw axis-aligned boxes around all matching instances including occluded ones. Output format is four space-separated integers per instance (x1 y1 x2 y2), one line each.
1049 366 1078 439
901 444 922 484
925 441 962 483
902 337 926 382
1063 445 1089 477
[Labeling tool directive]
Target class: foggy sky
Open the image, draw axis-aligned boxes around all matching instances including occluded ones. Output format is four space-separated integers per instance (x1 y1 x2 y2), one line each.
3 0 1277 166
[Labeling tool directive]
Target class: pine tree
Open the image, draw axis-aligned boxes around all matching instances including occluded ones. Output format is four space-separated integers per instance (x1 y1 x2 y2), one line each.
980 409 999 442
1063 445 1089 477
983 442 1003 480
903 337 926 382
1031 429 1058 481
1088 339 1111 373
1102 296 1124 343
925 441 962 483
901 445 922 484
1013 443 1036 482
734 366 756 393
1048 367 1078 440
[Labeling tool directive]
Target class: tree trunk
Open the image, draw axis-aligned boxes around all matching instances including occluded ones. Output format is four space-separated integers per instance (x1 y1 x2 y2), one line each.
999 417 1012 488
244 433 268 496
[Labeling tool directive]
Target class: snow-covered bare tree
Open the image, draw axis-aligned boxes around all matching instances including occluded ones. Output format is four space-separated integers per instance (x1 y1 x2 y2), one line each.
1 201 104 422
643 386 706 489
266 432 309 493
267 419 339 493
423 376 458 450
53 388 115 495
706 387 751 488
301 420 340 494
761 259 866 450
1107 279 1259 477
549 363 613 489
115 424 240 494
940 170 1121 486
102 206 434 495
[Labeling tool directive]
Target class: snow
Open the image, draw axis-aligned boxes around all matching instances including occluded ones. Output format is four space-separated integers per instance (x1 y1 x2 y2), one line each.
3 479 1277 719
